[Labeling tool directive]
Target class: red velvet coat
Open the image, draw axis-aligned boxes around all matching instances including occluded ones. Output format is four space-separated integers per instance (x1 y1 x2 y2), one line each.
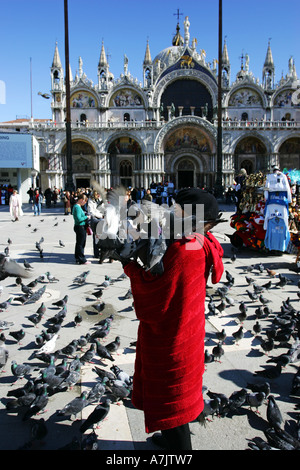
124 232 224 433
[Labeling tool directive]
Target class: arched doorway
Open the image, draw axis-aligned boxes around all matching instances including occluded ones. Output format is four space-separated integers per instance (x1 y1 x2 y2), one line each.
177 159 195 189
234 136 267 172
62 139 96 189
278 137 300 169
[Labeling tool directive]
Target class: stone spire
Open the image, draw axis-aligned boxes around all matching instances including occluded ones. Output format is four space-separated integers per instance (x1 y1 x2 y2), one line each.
222 38 230 66
98 41 108 67
263 40 275 89
52 41 62 68
264 40 274 68
144 39 152 65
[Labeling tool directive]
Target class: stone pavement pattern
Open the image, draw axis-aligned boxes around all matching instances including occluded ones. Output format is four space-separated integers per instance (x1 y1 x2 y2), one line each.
0 202 299 450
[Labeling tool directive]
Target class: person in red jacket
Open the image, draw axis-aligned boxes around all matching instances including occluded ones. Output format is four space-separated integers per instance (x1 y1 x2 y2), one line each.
123 188 224 450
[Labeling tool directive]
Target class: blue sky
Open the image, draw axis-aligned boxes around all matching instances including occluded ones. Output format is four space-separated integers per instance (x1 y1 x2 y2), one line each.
0 0 299 122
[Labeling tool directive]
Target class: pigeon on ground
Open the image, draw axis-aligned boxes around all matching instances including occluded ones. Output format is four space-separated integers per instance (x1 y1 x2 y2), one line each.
52 295 68 308
86 378 109 404
254 363 282 379
80 399 111 433
246 381 271 397
93 339 115 362
232 326 244 345
110 365 132 386
59 240 65 247
244 391 266 413
215 329 227 344
197 397 221 425
23 260 33 270
9 329 25 344
36 334 58 355
80 343 96 364
92 289 103 300
212 342 224 362
259 294 271 305
253 321 262 336
92 366 115 381
267 395 283 430
259 337 275 355
74 312 83 327
266 268 277 278
204 349 215 364
11 361 34 380
57 391 88 419
27 312 43 327
22 384 49 421
73 271 90 285
246 290 258 302
0 297 13 310
105 336 121 353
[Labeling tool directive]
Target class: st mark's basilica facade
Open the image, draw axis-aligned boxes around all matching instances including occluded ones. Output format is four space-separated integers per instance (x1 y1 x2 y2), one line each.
1 15 300 193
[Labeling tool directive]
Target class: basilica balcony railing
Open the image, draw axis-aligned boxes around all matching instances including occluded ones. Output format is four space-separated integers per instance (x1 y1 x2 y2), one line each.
28 119 300 130
219 119 300 130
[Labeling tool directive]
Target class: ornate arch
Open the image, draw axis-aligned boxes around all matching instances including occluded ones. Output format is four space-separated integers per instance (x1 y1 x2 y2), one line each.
58 134 98 154
154 116 217 154
105 132 146 154
231 131 272 154
225 83 267 108
152 69 218 109
106 81 149 109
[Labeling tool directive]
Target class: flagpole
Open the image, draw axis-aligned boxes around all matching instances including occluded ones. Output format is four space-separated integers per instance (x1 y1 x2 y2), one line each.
30 57 33 121
216 0 223 198
64 0 74 191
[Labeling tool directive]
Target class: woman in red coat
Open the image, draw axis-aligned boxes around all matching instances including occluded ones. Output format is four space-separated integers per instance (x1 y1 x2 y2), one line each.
124 188 224 450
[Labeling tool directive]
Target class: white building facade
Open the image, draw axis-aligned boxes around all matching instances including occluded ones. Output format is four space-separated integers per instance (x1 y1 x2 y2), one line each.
1 17 300 200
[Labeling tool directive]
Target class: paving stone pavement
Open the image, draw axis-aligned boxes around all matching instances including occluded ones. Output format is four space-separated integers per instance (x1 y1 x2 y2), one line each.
0 201 299 451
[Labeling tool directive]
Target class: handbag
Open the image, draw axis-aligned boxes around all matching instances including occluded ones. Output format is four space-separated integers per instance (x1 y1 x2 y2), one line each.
86 225 93 236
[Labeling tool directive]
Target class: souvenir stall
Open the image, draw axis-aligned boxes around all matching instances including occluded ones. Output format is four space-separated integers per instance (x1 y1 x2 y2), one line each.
230 172 267 250
230 167 300 257
263 166 291 253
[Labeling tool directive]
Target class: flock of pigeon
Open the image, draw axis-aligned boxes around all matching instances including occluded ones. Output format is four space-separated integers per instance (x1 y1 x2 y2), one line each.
0 246 135 451
200 247 300 450
1 215 300 450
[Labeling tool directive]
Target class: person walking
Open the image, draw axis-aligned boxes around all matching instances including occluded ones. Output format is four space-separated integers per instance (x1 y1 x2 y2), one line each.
33 189 43 216
123 188 224 450
72 193 91 265
9 189 23 221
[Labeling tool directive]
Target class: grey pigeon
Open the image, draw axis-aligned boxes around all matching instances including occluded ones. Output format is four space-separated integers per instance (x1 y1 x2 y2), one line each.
212 342 224 362
22 384 49 421
92 366 115 381
232 326 244 345
11 360 34 379
94 339 115 362
57 391 88 419
105 336 121 353
245 391 266 413
267 395 283 430
9 329 25 343
80 399 111 433
254 363 282 380
86 378 109 403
